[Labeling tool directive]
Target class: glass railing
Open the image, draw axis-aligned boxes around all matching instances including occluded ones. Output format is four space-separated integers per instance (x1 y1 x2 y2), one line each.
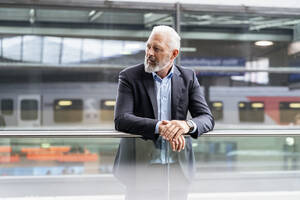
1 130 300 199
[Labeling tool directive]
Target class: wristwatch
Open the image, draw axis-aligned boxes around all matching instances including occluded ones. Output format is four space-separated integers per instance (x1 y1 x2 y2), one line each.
186 120 194 133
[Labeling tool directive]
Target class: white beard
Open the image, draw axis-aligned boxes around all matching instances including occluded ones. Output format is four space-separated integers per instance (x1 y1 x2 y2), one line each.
144 56 171 73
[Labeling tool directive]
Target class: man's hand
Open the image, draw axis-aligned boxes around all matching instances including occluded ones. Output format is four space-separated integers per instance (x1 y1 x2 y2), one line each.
160 120 189 141
158 120 169 134
158 120 186 152
171 135 185 152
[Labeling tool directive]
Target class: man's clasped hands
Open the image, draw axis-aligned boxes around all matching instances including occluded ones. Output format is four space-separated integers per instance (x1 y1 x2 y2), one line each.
158 120 189 152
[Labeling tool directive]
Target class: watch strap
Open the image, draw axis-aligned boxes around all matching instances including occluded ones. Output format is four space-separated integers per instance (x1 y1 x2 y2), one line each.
186 120 194 133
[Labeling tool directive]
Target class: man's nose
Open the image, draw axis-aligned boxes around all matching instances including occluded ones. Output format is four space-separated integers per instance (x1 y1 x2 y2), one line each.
146 47 154 56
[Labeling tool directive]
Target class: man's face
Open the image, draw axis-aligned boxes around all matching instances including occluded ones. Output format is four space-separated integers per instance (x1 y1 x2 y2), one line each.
144 33 173 73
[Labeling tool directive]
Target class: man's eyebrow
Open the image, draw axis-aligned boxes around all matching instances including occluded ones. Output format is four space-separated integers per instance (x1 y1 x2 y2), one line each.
153 44 163 49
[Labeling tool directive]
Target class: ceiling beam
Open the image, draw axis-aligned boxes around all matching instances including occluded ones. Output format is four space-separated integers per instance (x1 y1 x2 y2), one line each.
0 26 292 41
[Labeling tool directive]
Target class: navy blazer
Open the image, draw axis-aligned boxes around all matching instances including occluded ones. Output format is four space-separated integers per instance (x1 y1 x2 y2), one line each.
114 63 214 139
113 64 214 183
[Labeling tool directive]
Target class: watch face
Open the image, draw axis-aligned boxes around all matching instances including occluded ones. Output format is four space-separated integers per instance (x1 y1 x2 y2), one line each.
187 120 194 131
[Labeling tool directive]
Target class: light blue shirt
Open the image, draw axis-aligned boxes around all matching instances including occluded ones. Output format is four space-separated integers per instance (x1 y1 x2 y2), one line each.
151 65 197 164
153 66 197 135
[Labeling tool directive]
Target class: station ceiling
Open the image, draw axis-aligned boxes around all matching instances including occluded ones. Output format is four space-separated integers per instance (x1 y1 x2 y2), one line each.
0 3 298 42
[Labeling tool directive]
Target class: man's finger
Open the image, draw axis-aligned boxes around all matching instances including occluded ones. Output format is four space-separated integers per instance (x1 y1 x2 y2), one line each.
162 120 169 125
174 141 178 151
179 136 185 151
171 141 176 151
167 126 180 140
164 124 175 139
182 135 185 150
161 123 171 136
174 129 185 141
176 136 182 152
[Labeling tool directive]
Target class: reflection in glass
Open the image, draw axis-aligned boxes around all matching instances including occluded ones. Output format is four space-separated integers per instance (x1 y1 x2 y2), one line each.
0 136 300 198
0 138 120 177
0 3 299 130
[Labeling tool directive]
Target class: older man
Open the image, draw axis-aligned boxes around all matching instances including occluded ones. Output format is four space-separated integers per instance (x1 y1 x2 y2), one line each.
114 25 214 200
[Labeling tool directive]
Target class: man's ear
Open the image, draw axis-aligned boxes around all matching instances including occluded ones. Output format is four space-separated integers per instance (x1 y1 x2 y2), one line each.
171 49 179 60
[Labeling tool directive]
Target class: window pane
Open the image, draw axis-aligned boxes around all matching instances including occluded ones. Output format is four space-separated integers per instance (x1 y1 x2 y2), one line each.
1 99 13 115
42 36 61 64
82 39 102 62
2 36 21 61
100 99 115 122
21 100 38 120
280 102 300 124
23 36 42 62
54 99 83 123
209 101 223 121
61 38 81 63
0 37 2 56
239 102 264 122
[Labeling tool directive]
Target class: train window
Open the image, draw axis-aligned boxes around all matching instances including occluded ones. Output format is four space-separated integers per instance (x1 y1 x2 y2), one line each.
279 102 300 124
54 99 83 123
239 101 264 122
1 99 13 115
100 99 115 122
21 100 38 120
209 101 223 121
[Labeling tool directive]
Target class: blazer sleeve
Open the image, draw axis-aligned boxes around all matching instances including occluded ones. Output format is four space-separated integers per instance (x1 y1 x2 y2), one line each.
114 70 159 140
188 71 215 138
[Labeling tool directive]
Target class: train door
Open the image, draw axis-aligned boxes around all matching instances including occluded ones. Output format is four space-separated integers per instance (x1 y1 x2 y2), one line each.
17 95 41 127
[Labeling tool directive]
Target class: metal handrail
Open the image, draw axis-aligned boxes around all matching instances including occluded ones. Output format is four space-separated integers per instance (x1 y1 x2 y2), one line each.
1 62 300 73
1 129 300 138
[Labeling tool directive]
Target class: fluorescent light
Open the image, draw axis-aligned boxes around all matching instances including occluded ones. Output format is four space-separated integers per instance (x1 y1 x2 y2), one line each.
144 13 153 18
89 10 96 17
29 9 35 16
58 100 72 106
213 102 223 107
41 143 51 149
104 101 116 106
255 41 274 47
251 103 264 108
239 103 245 108
29 9 35 24
89 11 103 22
121 51 132 55
289 103 300 108
180 47 197 52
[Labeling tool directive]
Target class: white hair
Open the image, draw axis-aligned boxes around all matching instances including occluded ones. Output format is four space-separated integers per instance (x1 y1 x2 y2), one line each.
150 25 181 51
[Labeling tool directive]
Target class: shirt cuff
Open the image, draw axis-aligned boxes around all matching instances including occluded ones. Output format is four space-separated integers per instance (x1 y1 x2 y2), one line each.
189 120 197 134
155 121 162 134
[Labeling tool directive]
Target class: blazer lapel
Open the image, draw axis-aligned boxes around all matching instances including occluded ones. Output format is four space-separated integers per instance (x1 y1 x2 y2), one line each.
142 72 158 119
171 66 183 119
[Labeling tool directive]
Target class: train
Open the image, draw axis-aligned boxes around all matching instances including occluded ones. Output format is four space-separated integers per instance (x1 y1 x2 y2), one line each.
1 81 300 177
1 82 300 129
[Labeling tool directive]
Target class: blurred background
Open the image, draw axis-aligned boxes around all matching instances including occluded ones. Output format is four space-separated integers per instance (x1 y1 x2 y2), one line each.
1 0 300 199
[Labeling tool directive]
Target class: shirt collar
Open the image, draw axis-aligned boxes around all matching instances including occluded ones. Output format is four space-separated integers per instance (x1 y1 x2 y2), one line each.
152 64 174 83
